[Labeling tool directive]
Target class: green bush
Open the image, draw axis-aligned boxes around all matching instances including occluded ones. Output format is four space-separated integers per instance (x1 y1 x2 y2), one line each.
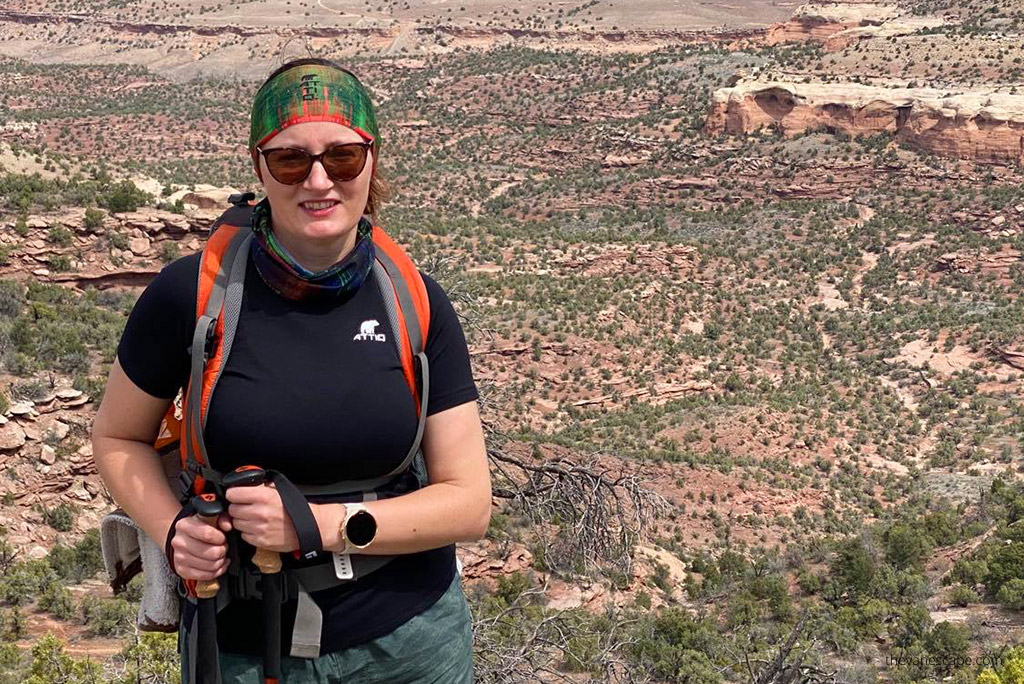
83 207 104 231
996 578 1024 610
101 180 150 214
106 229 129 251
0 607 26 640
112 632 179 684
37 582 74 620
984 542 1024 596
48 254 72 272
23 633 102 683
885 524 933 570
829 537 876 599
46 226 73 246
626 608 723 683
80 596 136 636
158 241 180 264
0 280 25 318
948 558 987 587
924 622 970 676
41 503 75 532
0 560 58 606
48 529 103 583
949 584 978 607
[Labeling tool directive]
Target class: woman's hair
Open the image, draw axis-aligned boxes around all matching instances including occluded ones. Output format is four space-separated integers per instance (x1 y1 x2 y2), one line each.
253 57 392 218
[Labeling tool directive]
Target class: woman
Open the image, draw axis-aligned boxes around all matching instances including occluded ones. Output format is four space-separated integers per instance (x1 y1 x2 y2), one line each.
91 58 491 683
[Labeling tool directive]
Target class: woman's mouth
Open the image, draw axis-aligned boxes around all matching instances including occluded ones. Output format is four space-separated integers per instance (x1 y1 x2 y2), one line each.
299 200 340 217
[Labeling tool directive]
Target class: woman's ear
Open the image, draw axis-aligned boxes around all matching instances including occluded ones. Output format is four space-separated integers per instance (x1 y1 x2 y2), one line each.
251 150 264 184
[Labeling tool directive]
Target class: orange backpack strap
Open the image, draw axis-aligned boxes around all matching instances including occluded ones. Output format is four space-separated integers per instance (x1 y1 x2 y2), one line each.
180 223 253 494
370 225 430 407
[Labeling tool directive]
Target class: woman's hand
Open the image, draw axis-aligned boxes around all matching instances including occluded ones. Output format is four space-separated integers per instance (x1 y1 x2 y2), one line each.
169 514 231 581
224 483 300 553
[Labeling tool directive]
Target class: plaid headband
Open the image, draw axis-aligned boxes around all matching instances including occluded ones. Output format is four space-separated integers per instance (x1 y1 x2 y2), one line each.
248 63 380 153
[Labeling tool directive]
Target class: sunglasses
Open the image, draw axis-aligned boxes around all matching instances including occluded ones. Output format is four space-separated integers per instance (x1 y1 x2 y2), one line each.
255 140 373 185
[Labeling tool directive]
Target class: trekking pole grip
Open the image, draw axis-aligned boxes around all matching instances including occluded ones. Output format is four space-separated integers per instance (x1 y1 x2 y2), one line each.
191 493 225 599
222 465 282 574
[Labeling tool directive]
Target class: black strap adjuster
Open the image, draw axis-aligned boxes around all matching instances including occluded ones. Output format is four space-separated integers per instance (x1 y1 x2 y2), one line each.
227 191 255 207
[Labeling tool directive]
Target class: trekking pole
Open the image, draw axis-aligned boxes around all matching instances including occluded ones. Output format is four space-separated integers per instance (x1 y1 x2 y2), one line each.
222 466 282 684
192 493 225 684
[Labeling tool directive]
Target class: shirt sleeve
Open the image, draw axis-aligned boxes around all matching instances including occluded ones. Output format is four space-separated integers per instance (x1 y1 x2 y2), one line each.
116 253 200 400
419 271 479 415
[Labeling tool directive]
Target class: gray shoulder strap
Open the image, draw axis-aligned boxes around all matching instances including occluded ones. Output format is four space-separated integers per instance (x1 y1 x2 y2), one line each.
183 229 252 485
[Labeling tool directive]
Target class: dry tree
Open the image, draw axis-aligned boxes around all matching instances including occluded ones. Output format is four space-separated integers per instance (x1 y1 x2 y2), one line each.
487 424 670 579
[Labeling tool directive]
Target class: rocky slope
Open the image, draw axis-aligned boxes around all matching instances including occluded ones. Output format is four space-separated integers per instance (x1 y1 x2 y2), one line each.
705 80 1024 164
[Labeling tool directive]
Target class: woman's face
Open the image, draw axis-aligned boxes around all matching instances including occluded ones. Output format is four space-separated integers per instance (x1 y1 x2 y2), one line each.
254 120 373 257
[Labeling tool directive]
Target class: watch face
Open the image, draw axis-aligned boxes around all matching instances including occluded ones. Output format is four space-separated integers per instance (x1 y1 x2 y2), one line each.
347 510 377 547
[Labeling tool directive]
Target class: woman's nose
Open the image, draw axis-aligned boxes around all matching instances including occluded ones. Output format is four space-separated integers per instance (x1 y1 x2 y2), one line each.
304 159 334 190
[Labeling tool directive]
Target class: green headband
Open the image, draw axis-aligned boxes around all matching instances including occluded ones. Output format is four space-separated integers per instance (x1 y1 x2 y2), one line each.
249 63 380 153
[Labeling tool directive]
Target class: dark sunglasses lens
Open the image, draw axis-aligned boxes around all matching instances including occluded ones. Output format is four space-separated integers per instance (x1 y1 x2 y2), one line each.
265 149 312 184
323 145 368 181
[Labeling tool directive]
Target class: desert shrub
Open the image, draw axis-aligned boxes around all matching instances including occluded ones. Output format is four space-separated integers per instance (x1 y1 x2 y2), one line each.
984 542 1024 596
948 584 979 607
37 582 74 620
83 207 104 231
47 529 103 583
101 180 150 213
925 622 970 676
947 558 988 587
829 537 877 599
996 578 1024 610
80 596 136 636
41 502 75 532
626 608 723 684
0 560 58 606
22 633 102 683
46 226 72 246
111 632 179 684
158 240 180 264
0 280 25 319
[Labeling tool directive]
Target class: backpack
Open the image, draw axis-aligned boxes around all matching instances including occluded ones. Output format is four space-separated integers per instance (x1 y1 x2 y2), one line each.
147 193 433 678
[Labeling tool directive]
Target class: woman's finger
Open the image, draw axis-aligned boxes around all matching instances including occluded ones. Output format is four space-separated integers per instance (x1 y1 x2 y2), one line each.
172 538 226 564
177 558 230 581
177 517 227 545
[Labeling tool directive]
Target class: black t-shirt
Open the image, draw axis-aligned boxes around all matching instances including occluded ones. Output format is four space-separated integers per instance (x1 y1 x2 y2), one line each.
116 241 478 654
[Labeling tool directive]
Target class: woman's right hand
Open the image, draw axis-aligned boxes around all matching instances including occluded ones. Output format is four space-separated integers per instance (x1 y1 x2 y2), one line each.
169 514 231 581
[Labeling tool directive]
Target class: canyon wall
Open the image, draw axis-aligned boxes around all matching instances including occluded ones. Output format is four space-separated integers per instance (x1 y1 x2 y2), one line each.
705 81 1024 164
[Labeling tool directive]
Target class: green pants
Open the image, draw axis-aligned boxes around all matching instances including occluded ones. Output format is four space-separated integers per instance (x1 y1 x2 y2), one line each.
184 573 474 684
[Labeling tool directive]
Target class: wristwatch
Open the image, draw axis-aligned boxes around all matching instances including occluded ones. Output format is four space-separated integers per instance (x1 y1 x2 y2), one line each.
339 503 377 552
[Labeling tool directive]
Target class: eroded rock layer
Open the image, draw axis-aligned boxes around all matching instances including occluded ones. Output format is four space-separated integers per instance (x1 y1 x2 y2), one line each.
705 81 1024 164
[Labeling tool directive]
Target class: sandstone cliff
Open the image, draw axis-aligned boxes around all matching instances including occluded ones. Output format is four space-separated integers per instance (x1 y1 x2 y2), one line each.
764 3 944 49
705 81 1024 164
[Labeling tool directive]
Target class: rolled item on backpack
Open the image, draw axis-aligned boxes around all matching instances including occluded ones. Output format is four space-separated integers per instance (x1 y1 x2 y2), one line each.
100 509 181 632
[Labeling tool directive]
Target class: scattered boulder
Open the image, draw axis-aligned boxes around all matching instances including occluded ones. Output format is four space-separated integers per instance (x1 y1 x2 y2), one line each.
0 423 26 450
129 235 152 256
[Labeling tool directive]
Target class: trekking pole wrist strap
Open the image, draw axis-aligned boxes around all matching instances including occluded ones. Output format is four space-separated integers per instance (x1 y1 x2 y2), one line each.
165 501 197 577
267 470 323 560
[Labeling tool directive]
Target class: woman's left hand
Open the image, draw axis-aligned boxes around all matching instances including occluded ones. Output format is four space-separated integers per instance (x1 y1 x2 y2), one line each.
224 483 300 553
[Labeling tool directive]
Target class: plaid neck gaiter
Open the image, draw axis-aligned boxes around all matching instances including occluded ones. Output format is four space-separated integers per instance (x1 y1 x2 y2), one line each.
249 198 374 301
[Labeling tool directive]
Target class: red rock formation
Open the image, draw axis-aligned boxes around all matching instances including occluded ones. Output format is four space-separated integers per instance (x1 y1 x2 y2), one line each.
762 3 944 51
705 81 1024 165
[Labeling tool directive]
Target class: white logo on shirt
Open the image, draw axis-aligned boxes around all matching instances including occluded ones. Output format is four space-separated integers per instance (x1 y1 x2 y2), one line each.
353 319 386 342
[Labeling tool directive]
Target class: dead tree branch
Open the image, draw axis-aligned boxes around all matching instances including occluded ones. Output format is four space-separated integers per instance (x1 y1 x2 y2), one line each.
487 427 670 578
